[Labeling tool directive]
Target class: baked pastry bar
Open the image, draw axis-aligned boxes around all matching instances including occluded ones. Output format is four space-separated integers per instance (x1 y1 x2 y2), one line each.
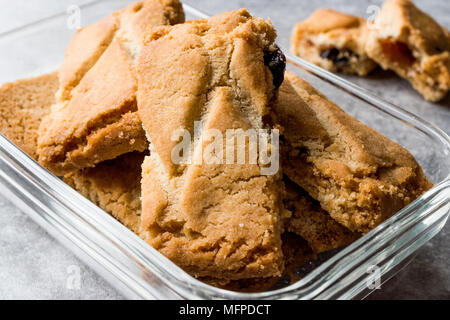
283 178 359 254
276 71 433 233
37 0 184 175
366 0 450 101
137 9 287 280
0 73 58 160
291 9 377 76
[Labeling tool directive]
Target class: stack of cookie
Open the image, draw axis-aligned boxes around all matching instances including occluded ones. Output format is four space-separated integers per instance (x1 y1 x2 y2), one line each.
0 0 432 291
291 0 450 102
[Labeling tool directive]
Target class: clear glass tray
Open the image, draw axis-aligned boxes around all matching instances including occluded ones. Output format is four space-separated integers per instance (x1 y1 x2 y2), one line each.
0 0 449 299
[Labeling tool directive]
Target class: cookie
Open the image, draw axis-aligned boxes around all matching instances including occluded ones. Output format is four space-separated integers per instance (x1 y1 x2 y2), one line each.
276 71 433 233
0 73 58 160
366 0 450 101
137 9 286 280
291 9 377 76
37 0 185 175
283 178 359 254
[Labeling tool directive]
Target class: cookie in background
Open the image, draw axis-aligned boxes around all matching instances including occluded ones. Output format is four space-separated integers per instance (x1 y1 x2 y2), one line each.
291 9 377 76
290 0 450 102
366 0 450 102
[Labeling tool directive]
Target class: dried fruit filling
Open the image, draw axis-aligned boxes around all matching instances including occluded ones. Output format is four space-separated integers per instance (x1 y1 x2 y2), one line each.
264 45 286 89
319 47 359 68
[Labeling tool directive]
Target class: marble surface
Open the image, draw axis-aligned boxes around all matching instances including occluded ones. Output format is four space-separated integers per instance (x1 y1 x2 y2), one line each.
0 0 449 300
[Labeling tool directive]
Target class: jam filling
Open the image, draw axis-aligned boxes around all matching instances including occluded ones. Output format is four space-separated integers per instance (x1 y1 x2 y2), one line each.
264 45 286 89
380 40 415 66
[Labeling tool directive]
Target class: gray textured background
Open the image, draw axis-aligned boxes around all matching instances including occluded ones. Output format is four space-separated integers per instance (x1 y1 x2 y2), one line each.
0 0 449 300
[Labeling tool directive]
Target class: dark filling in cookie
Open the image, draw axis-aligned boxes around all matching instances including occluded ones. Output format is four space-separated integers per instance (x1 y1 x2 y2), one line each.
319 48 359 68
264 45 286 89
380 40 415 66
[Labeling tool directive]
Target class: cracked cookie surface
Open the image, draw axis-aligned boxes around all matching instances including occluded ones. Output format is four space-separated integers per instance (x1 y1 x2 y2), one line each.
37 0 184 175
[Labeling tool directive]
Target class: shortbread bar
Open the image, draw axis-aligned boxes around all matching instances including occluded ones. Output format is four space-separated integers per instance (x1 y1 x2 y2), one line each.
366 0 450 101
291 9 377 76
276 71 433 233
137 9 286 280
37 0 184 175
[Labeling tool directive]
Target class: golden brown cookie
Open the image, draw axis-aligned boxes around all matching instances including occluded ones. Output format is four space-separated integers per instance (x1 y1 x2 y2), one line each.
366 0 450 101
276 71 433 233
291 9 377 76
0 73 58 160
137 9 286 280
37 0 185 175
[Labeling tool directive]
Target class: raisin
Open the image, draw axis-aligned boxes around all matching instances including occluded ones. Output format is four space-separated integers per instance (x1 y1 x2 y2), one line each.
264 45 286 89
320 48 340 61
320 47 352 67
